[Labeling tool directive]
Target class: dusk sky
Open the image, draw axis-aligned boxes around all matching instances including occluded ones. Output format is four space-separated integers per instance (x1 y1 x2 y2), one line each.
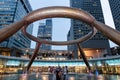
29 0 117 50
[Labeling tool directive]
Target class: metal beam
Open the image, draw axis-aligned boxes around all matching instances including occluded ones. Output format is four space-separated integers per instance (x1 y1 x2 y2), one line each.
77 43 91 72
26 43 41 72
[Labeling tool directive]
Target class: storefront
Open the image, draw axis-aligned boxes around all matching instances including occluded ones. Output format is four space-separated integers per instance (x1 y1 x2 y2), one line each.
0 47 11 56
0 55 120 74
4 60 23 74
0 59 4 74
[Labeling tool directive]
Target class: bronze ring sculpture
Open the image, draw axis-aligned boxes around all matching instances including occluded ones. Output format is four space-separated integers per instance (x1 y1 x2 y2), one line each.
21 6 98 72
22 6 97 45
22 25 97 45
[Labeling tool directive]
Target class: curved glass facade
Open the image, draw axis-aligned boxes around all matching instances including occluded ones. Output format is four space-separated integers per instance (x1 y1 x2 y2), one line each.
0 55 120 74
0 56 120 67
0 0 33 50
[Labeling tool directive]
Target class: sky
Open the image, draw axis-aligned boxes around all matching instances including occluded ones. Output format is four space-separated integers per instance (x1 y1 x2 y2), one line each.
29 0 70 50
29 0 117 50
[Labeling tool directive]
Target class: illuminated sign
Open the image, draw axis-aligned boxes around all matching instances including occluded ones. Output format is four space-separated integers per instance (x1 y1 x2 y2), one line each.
6 60 20 66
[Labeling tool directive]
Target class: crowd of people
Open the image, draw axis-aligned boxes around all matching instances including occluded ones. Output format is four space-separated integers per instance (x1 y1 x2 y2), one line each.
48 66 68 80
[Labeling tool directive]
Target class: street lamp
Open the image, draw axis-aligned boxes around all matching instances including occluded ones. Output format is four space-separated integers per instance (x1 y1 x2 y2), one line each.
25 49 29 56
96 49 99 58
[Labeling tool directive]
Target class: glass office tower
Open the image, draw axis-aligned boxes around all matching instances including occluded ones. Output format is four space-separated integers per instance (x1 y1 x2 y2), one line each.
0 0 33 56
37 19 52 50
108 0 120 31
68 0 111 59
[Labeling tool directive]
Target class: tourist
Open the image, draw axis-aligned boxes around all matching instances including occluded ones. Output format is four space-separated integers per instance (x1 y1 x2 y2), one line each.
53 67 56 80
56 66 62 80
63 66 68 80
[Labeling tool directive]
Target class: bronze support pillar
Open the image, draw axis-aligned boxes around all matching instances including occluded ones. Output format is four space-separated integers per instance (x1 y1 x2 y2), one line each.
77 43 91 72
26 43 41 72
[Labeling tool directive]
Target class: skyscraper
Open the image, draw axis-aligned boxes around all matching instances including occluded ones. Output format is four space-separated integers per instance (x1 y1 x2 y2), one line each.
37 19 52 50
108 0 120 32
68 0 111 59
0 0 33 48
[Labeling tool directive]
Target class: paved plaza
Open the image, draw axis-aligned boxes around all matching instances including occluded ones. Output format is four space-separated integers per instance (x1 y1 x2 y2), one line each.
0 73 120 80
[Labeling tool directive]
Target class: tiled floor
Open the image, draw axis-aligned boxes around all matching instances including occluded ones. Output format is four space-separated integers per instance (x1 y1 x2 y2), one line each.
0 73 120 80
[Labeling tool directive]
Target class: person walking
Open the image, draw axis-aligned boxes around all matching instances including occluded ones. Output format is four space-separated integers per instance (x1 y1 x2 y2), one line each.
53 67 56 80
63 66 68 80
56 66 62 80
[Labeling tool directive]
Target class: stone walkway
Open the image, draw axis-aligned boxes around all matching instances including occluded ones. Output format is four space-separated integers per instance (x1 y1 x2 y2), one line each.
0 73 120 80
